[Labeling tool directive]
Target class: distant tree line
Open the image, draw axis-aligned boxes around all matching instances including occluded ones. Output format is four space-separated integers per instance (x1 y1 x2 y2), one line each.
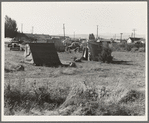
5 15 18 38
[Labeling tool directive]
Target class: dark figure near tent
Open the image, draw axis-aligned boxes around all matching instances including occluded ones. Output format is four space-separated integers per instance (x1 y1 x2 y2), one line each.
82 47 88 60
82 46 92 61
65 46 69 52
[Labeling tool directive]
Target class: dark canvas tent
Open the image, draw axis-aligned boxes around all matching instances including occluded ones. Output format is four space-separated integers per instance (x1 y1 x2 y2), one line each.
24 43 62 66
88 41 102 61
82 40 102 61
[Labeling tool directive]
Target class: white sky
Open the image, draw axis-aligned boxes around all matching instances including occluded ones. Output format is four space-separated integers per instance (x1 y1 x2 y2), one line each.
2 2 147 35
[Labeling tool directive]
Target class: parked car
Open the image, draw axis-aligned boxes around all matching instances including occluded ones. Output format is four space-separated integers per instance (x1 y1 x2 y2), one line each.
7 43 12 47
8 39 18 47
10 43 20 51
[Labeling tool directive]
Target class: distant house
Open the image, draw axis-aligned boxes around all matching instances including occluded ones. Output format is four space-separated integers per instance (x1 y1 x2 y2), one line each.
127 37 145 44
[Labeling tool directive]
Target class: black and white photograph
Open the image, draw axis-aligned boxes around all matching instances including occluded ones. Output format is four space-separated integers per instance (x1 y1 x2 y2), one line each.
1 1 148 121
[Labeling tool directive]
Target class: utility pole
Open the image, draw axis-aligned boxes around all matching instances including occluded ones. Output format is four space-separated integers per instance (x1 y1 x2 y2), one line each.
115 34 116 40
120 33 123 42
97 25 98 39
74 32 75 39
132 29 136 39
32 26 34 34
63 24 65 39
21 23 23 33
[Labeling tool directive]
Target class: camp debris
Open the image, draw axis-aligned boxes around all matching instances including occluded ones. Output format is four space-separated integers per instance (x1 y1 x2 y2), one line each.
24 43 62 67
82 34 103 61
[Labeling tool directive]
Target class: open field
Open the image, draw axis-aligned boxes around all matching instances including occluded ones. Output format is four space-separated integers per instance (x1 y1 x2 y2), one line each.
4 44 146 116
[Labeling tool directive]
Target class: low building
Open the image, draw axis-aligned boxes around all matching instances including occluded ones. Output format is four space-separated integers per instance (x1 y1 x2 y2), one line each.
127 37 145 44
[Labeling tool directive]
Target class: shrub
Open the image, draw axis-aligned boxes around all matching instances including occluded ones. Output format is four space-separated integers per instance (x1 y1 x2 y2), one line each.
110 42 145 52
134 42 144 48
98 46 113 63
4 82 67 115
118 90 141 104
110 43 120 51
138 47 145 52
131 47 138 52
125 44 133 51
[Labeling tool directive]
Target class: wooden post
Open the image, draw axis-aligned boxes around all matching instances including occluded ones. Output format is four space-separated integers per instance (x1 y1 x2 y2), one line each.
32 26 34 34
120 33 123 42
97 25 98 39
21 23 23 33
63 24 65 39
133 29 136 42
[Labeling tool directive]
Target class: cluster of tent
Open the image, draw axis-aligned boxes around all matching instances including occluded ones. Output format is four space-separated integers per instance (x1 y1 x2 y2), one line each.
24 34 109 67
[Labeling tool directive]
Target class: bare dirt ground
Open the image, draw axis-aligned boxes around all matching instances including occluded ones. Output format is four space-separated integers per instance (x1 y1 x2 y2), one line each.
4 44 146 116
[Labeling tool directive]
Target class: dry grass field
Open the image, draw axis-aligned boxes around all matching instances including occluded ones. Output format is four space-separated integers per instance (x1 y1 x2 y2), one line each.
4 44 146 116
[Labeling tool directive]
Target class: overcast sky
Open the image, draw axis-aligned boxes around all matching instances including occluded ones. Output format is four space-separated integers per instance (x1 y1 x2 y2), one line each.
2 2 147 36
